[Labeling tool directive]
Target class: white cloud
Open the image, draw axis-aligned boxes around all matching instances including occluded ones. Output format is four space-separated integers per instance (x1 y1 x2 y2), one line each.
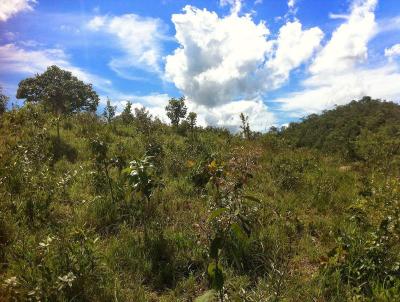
165 5 322 108
329 13 349 20
310 0 377 75
0 43 112 93
165 5 271 107
274 0 400 116
192 98 276 132
266 20 323 88
164 3 324 130
278 65 400 114
104 92 171 121
385 44 400 58
378 16 400 33
87 15 106 30
87 14 168 76
219 0 242 15
0 0 36 22
286 0 298 16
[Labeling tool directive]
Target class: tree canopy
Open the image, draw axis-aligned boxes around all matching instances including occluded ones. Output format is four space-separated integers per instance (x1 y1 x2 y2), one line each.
0 85 8 115
16 65 99 115
120 101 134 124
187 111 197 130
282 96 400 159
165 97 187 126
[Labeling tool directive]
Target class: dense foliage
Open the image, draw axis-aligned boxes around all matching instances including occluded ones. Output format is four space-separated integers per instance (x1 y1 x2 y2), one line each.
283 96 400 163
16 66 99 115
0 73 399 301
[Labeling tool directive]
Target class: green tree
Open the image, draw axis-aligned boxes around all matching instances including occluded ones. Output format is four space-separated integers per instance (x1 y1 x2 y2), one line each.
120 101 134 124
134 106 153 134
102 97 116 124
187 111 197 130
16 65 99 140
0 85 8 116
165 97 187 127
239 113 251 139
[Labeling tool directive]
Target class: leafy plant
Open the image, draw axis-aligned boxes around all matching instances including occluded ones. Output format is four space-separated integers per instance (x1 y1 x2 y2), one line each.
123 155 161 239
205 153 261 301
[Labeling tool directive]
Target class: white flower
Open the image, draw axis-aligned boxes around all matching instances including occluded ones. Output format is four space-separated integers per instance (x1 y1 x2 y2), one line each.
57 272 76 290
3 276 18 287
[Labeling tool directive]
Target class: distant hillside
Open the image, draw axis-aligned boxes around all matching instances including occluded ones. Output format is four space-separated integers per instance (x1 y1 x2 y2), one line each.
282 96 400 160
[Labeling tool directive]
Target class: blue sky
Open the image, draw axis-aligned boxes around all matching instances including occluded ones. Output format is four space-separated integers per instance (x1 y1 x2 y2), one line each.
1 0 400 131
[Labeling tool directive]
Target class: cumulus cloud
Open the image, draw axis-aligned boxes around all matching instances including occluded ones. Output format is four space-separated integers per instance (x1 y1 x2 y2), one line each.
192 98 276 132
266 21 323 88
0 43 112 93
385 44 400 58
278 65 400 114
274 0 400 115
165 6 270 107
88 14 168 77
0 0 36 22
310 0 377 75
165 5 322 108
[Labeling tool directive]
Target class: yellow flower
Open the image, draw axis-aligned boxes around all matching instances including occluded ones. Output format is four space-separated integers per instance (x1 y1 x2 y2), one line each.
186 160 195 168
208 160 217 173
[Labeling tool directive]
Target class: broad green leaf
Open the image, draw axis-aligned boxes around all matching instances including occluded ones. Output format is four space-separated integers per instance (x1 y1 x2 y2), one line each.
207 262 224 291
231 223 247 240
209 208 228 221
243 195 261 202
121 167 131 175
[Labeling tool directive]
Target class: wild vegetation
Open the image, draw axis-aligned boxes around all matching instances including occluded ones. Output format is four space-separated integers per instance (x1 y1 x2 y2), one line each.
0 66 399 301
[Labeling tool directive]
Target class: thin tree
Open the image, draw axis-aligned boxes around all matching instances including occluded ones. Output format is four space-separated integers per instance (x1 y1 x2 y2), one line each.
103 97 116 124
239 113 251 139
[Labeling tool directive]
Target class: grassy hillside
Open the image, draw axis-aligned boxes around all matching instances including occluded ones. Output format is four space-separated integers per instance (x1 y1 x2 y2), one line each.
0 98 399 301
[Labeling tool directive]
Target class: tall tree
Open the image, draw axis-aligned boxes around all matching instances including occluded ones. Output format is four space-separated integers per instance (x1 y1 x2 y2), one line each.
240 113 251 139
120 101 134 124
187 111 197 130
165 97 187 127
103 97 116 124
134 106 153 134
16 65 99 139
0 85 8 116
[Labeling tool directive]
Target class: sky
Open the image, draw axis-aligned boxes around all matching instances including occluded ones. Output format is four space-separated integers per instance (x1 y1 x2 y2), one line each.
1 0 400 132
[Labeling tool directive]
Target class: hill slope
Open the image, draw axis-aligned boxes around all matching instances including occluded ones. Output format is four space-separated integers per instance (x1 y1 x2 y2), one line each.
282 96 400 161
0 99 399 301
